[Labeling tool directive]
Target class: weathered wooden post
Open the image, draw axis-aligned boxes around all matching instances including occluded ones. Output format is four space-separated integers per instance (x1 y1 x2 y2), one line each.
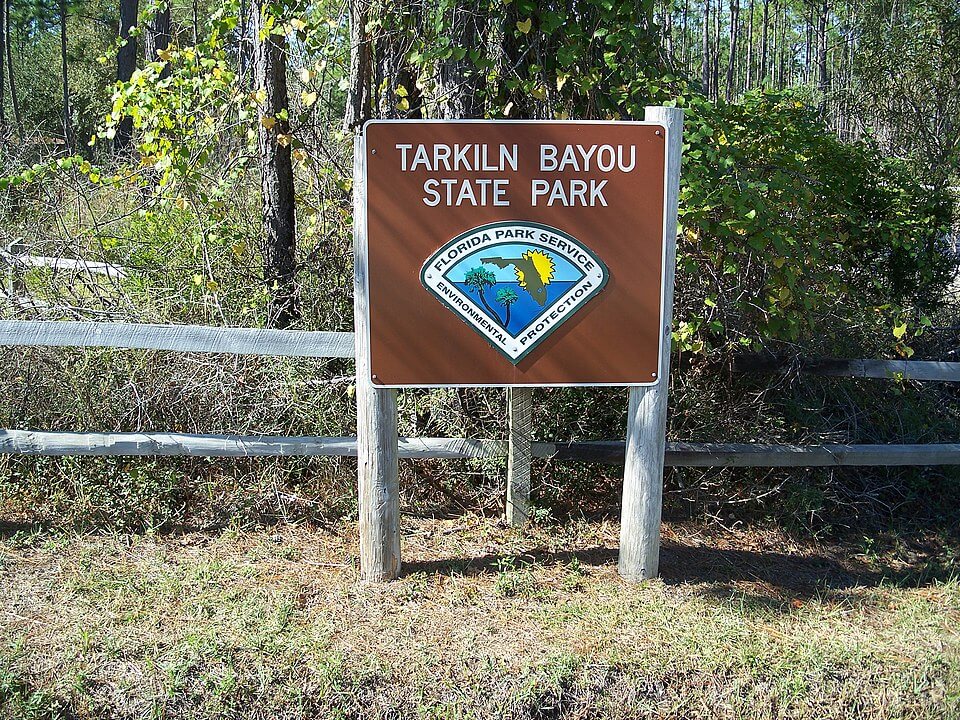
618 106 685 581
506 387 532 525
353 133 401 581
5 241 25 299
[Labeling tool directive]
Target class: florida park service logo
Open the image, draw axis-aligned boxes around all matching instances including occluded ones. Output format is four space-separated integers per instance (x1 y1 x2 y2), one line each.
420 221 609 363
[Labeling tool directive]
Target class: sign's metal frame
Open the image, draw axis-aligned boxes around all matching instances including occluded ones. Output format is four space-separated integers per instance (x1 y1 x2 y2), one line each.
360 119 672 389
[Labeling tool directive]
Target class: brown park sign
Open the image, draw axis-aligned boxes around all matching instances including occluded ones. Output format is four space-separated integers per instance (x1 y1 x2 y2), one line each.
362 120 669 387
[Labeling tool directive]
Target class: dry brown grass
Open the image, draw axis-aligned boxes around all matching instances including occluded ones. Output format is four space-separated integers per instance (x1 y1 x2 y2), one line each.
0 517 958 719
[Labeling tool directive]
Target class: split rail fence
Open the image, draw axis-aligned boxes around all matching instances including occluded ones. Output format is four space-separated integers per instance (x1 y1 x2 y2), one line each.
1 320 958 462
3 283 960 583
2 106 959 583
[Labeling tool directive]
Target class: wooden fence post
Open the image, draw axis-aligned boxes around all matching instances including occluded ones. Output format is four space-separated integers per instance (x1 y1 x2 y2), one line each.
5 241 24 298
618 106 684 581
354 132 401 581
506 387 532 525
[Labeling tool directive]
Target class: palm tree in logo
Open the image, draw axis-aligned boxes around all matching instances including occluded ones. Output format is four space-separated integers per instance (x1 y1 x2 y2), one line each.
463 267 502 326
496 287 519 329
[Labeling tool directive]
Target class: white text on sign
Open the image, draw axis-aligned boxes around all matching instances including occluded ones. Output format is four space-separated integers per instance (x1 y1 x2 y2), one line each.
392 143 638 208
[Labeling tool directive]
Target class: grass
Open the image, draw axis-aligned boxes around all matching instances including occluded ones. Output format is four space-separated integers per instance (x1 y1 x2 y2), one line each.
0 516 957 719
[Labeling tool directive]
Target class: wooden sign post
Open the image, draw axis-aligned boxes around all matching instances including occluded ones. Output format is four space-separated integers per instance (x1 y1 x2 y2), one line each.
354 109 683 582
353 134 400 581
505 386 533 526
619 107 684 580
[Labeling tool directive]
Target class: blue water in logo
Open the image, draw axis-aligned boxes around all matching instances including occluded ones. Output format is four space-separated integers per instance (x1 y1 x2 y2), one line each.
443 242 588 337
453 280 578 336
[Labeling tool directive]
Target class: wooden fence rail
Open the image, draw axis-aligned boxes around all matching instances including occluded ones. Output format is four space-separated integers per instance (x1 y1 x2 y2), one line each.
3 322 957 381
734 355 960 382
0 430 499 458
1 251 129 279
0 321 354 358
2 429 959 467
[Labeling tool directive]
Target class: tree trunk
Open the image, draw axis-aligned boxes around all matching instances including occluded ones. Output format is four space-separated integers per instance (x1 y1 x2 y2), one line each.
663 0 676 63
192 0 199 43
712 0 721 98
770 0 778 87
772 0 779 87
344 0 372 130
745 0 754 89
777 0 786 89
838 10 852 134
0 0 5 133
438 2 485 118
701 0 710 95
726 0 739 100
59 0 72 151
368 0 421 119
760 0 769 85
345 0 423 128
4 0 21 139
144 1 171 79
115 0 139 152
252 0 298 328
817 0 829 91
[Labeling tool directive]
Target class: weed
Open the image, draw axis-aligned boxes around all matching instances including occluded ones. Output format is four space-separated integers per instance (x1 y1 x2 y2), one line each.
494 558 545 600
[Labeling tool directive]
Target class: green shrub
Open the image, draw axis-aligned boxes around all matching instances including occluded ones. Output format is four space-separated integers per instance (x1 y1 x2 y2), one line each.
676 91 956 359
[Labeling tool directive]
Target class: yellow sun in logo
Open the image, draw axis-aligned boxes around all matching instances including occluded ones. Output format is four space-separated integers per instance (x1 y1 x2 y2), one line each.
516 249 555 289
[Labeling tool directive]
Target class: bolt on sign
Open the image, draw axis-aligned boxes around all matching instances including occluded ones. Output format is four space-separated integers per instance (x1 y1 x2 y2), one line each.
362 120 669 387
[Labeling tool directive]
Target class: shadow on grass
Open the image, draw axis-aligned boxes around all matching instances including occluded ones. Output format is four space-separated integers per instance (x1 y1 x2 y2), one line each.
403 540 957 600
0 519 49 539
4 516 954 609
